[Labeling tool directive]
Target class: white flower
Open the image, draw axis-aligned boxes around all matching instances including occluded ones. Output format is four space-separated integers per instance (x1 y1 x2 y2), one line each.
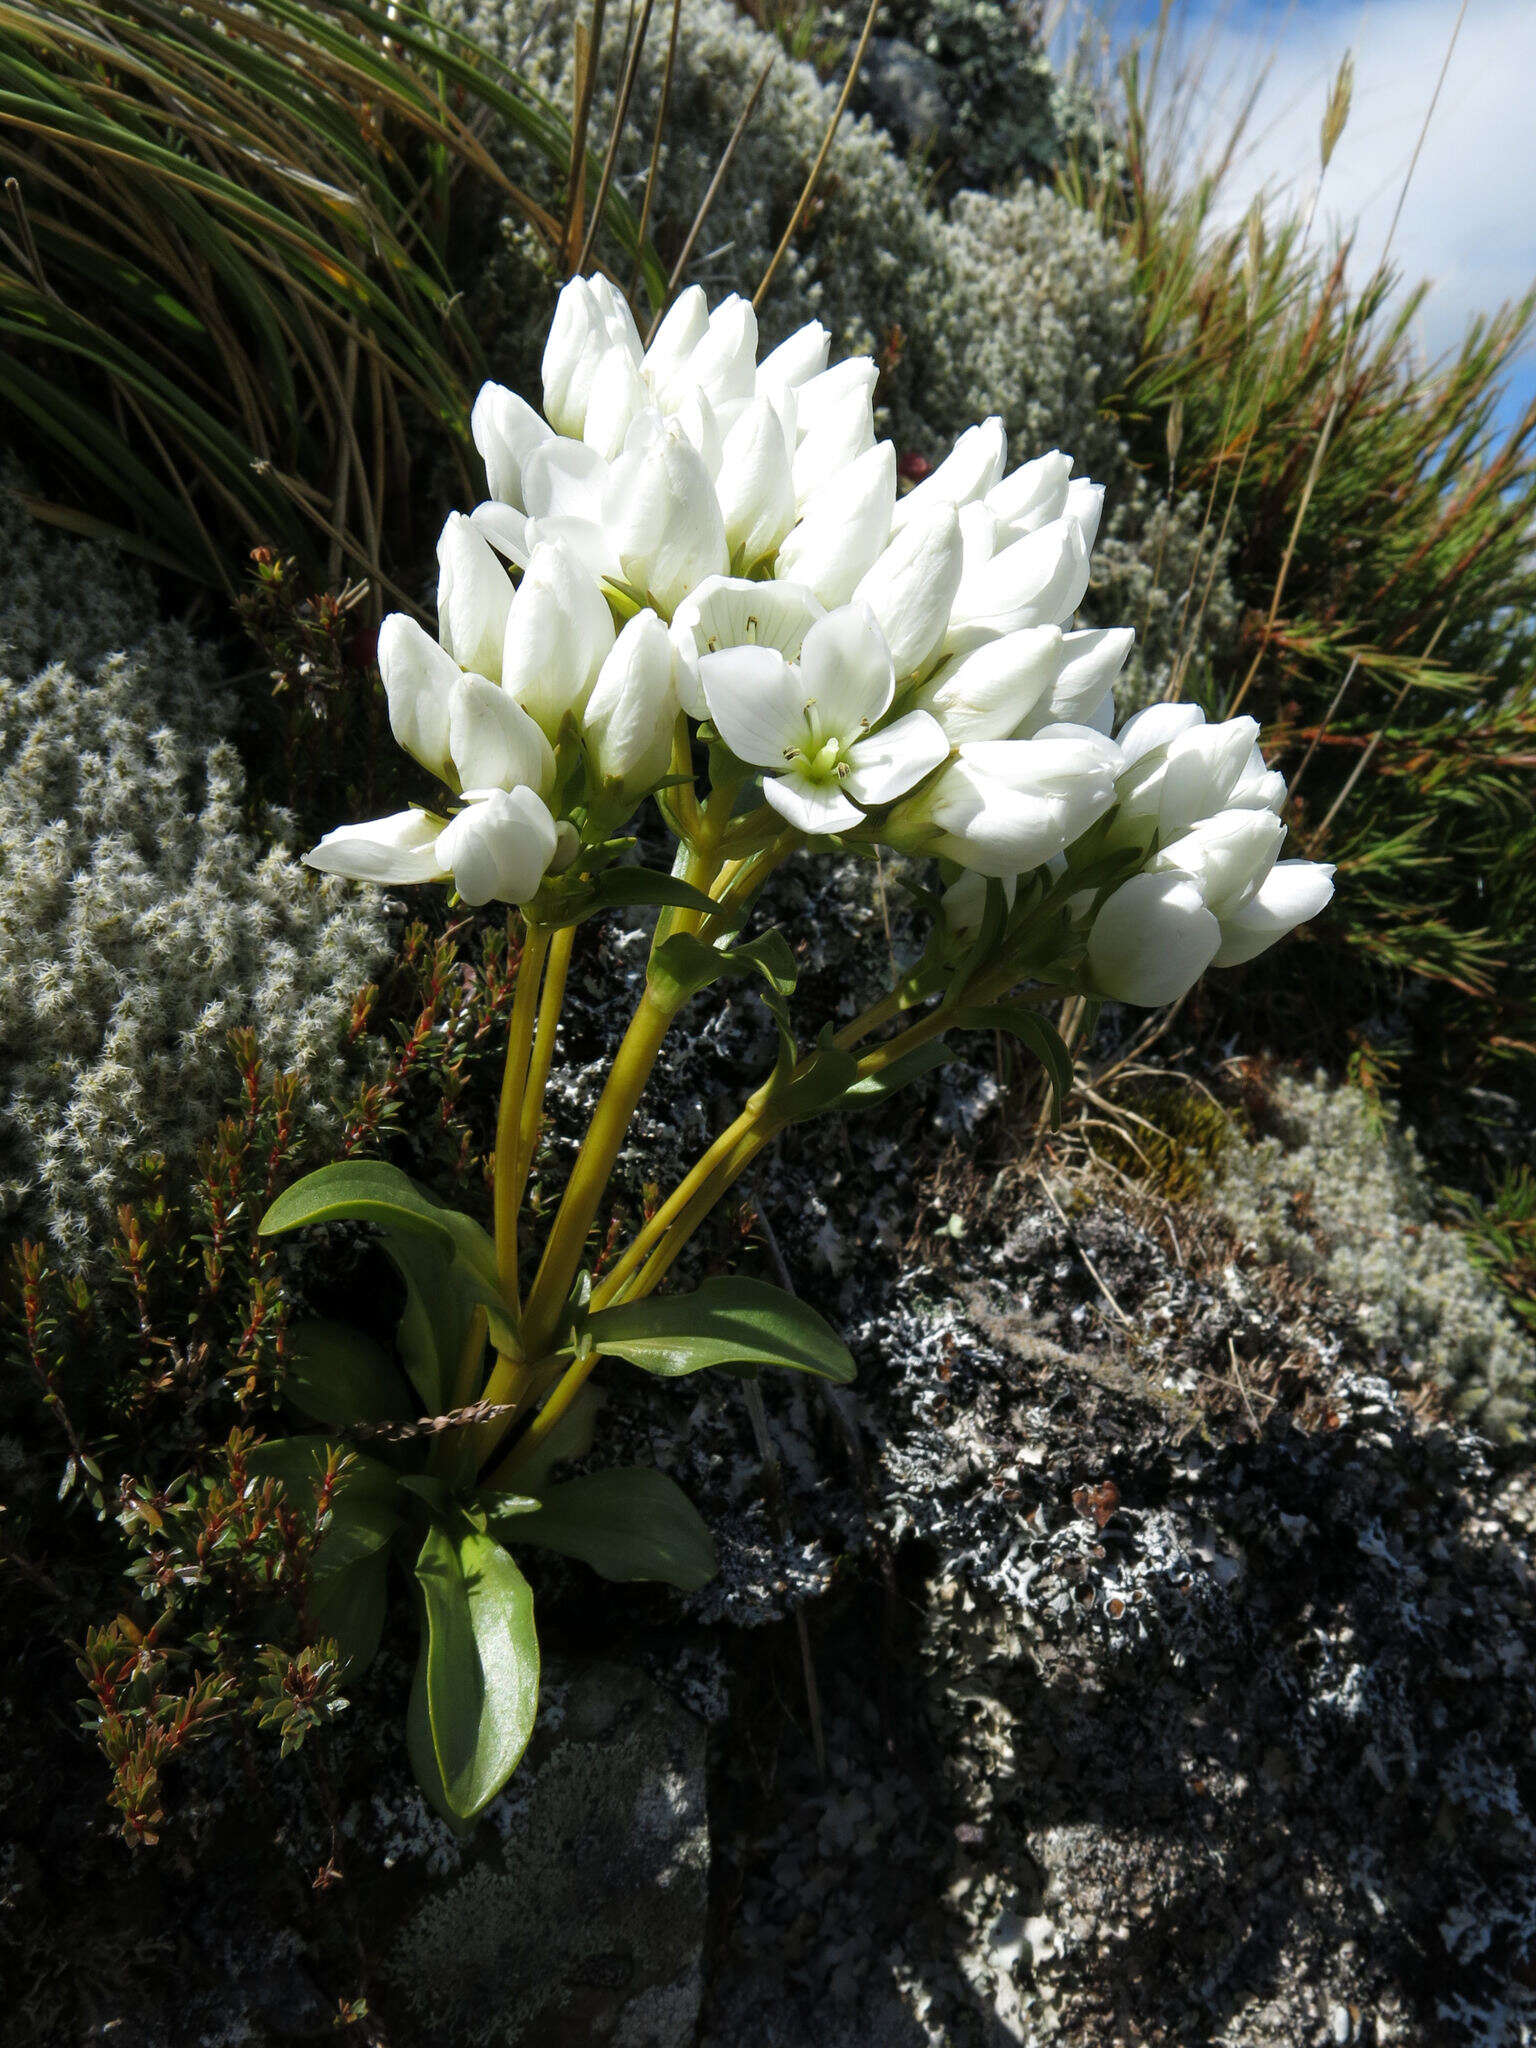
1113 706 1264 843
1088 871 1222 1006
944 514 1091 654
700 603 948 835
854 503 965 681
377 613 459 783
985 449 1072 533
542 276 641 439
1149 808 1288 920
500 540 616 740
891 418 1007 533
1017 626 1134 737
671 576 824 719
775 442 896 607
755 320 830 405
889 725 1121 878
905 625 1063 744
790 357 879 502
303 788 558 906
448 672 554 797
602 416 729 614
305 809 449 887
716 396 797 569
1213 860 1335 965
434 787 560 906
471 381 552 510
436 512 512 680
582 610 678 794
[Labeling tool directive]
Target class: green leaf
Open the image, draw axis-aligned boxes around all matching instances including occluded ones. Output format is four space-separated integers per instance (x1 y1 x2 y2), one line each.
586 1277 855 1383
506 1469 717 1591
283 1319 414 1426
646 926 798 1015
312 1549 389 1674
586 867 721 917
841 1038 955 1108
408 1523 540 1823
957 1005 1075 1123
376 1228 457 1414
771 1025 860 1121
260 1161 459 1254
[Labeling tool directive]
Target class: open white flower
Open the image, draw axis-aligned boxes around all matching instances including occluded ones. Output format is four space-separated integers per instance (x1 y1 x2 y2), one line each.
887 725 1121 878
306 786 559 907
699 603 948 835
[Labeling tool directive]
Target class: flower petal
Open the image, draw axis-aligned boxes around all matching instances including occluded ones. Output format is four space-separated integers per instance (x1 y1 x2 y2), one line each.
378 612 459 781
435 788 558 907
304 810 447 886
762 770 863 836
842 709 949 807
1088 871 1221 1006
469 501 530 567
471 381 552 509
448 673 555 797
699 644 807 767
798 603 895 741
436 512 512 680
1213 860 1335 966
671 576 826 718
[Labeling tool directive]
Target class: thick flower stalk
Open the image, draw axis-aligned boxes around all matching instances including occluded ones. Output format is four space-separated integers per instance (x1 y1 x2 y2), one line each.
276 275 1336 1827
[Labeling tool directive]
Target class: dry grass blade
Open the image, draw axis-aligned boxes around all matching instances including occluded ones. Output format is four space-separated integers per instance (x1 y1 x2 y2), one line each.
752 0 879 311
648 50 775 335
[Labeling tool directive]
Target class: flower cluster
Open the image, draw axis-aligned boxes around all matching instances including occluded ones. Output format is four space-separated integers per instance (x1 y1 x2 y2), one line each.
307 274 1331 1006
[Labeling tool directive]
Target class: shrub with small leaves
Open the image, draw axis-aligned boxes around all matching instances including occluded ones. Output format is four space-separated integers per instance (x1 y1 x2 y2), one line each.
0 512 393 1268
1209 1072 1534 1436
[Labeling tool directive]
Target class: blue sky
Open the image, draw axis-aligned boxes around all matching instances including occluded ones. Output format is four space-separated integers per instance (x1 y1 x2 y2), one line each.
1085 0 1536 440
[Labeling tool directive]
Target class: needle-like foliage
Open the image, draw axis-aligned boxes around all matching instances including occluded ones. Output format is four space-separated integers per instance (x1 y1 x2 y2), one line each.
1062 45 1536 1143
0 0 666 591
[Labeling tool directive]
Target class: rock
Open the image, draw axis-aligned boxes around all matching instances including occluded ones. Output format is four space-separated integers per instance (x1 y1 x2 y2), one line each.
384 1660 708 2047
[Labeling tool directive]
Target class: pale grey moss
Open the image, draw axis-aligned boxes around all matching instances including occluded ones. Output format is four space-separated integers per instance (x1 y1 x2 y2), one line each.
0 513 392 1268
1210 1073 1534 1435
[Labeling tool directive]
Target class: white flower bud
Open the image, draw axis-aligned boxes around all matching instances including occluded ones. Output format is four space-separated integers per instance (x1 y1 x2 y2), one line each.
892 419 1007 533
854 502 965 682
582 609 678 793
1117 712 1261 837
791 358 878 501
1019 626 1134 737
434 786 559 907
1228 742 1288 813
985 449 1073 534
1065 477 1105 551
1088 871 1221 1006
436 512 512 681
892 725 1120 877
542 278 613 438
601 421 729 614
643 286 709 398
946 515 1090 649
907 625 1063 743
378 612 459 783
756 320 830 402
717 396 797 568
1212 860 1335 965
1151 808 1286 918
775 441 896 607
582 348 649 461
501 540 616 739
471 381 552 509
447 672 554 798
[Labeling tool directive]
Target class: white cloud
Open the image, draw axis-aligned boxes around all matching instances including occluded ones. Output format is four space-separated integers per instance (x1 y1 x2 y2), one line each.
1149 0 1536 366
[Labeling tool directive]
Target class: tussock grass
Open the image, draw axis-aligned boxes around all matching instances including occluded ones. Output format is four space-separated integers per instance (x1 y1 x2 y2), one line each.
0 0 665 591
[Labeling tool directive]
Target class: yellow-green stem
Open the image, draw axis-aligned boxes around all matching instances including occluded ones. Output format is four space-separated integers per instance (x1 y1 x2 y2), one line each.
484 1347 602 1487
510 922 575 1222
494 921 549 1305
592 1098 769 1309
518 984 680 1363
